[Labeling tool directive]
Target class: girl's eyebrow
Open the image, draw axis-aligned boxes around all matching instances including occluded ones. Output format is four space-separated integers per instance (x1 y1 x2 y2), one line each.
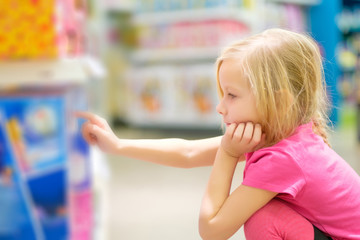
224 86 241 92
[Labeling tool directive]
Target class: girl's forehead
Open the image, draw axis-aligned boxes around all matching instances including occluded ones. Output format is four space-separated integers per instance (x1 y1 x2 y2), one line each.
219 60 249 88
219 59 246 76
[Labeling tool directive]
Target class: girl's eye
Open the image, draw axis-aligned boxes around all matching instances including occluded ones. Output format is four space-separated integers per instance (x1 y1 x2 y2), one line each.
228 93 236 99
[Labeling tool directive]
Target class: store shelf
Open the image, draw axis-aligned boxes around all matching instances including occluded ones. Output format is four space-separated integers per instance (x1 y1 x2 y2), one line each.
132 47 222 63
128 1 313 129
0 58 88 90
132 7 256 26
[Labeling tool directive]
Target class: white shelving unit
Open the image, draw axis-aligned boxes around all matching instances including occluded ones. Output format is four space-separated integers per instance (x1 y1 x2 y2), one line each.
131 5 260 64
0 59 88 89
126 3 260 129
124 0 320 129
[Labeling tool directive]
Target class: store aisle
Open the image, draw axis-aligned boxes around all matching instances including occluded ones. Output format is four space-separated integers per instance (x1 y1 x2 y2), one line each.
103 126 359 240
329 127 360 173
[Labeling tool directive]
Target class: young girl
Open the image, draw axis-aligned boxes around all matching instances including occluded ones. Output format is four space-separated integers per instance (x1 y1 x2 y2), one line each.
77 29 360 240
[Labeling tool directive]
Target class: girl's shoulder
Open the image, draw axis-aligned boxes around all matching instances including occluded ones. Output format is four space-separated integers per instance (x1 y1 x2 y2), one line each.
255 122 327 154
246 123 329 164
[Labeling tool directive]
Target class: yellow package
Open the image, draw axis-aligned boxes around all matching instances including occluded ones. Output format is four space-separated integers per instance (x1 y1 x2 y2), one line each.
0 0 58 59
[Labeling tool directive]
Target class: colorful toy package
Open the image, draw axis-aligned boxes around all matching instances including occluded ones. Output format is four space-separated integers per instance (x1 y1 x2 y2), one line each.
0 0 58 59
0 109 41 240
0 0 86 59
0 95 69 239
0 96 67 173
0 91 92 239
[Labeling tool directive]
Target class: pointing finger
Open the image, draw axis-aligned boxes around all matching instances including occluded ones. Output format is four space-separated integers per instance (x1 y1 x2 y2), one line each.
75 111 107 128
81 122 97 145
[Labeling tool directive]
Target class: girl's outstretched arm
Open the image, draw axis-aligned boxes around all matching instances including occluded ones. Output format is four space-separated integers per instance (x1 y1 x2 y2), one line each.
199 123 277 240
76 111 235 168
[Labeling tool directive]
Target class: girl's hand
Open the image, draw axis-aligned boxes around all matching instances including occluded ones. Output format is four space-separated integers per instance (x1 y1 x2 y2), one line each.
75 111 120 155
220 122 265 159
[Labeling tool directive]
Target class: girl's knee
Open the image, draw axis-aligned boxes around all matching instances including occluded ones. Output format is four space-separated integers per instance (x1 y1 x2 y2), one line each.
244 199 314 240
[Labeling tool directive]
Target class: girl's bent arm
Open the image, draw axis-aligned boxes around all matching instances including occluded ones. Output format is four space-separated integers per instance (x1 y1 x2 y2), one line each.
199 147 276 239
199 123 276 239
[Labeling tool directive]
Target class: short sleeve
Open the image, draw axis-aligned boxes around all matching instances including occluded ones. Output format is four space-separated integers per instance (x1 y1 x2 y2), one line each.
243 150 306 198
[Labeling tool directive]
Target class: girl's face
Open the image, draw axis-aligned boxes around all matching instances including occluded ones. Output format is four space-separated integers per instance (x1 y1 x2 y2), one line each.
216 60 260 127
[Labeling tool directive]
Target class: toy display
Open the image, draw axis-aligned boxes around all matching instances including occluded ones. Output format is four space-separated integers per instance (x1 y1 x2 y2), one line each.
0 0 94 238
0 88 92 240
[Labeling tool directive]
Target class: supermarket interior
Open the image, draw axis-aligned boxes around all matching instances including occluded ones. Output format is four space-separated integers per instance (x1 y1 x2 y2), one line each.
0 0 360 239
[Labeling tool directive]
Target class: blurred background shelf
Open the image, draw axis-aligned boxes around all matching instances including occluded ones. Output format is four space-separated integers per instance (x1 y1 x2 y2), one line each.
133 7 256 25
123 0 317 129
132 47 221 63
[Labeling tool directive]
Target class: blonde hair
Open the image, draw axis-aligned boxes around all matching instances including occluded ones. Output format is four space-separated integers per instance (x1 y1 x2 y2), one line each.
216 28 331 147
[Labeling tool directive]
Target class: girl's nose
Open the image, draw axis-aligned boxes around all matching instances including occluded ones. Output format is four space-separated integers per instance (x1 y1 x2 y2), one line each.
216 100 225 115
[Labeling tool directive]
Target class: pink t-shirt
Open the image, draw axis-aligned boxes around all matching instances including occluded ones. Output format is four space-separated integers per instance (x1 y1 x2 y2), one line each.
244 122 360 240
